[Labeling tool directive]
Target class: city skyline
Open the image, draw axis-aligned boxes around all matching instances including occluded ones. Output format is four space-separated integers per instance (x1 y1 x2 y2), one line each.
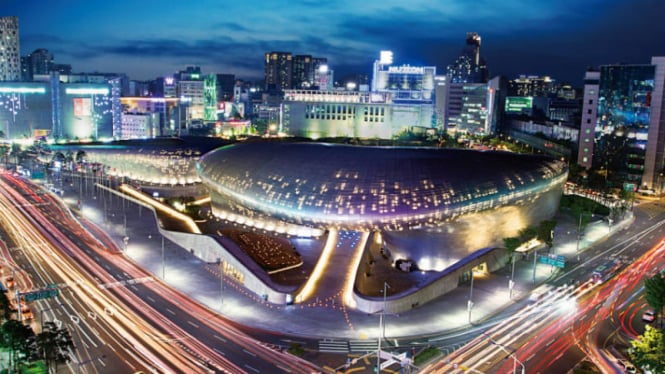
4 0 665 84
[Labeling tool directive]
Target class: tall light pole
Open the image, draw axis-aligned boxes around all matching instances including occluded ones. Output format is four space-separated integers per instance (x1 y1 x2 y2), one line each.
532 246 538 284
468 270 475 324
509 252 516 299
483 332 525 374
219 259 225 311
376 281 390 373
576 212 593 262
161 236 165 279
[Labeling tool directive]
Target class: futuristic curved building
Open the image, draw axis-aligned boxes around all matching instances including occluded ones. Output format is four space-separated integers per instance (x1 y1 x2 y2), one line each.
197 141 568 235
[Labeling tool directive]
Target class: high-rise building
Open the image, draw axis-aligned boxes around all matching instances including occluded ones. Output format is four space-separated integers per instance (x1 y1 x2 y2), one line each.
264 52 292 91
215 74 235 101
508 75 555 97
292 55 312 89
0 16 21 81
203 74 218 122
446 32 488 84
577 58 665 191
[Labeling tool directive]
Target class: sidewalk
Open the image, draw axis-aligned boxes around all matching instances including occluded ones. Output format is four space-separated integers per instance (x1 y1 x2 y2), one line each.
58 179 633 342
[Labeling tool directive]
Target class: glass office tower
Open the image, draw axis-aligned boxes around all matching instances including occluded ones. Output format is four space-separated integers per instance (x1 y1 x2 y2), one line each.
594 64 655 184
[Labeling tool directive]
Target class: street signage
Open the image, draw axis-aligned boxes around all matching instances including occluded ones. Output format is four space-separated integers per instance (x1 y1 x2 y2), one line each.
538 254 566 269
22 287 59 302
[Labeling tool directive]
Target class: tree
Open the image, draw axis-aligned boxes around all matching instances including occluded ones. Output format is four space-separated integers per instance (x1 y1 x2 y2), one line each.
537 220 558 250
518 226 538 243
0 319 37 371
0 291 12 321
644 274 665 328
36 321 74 373
629 324 665 374
503 237 521 259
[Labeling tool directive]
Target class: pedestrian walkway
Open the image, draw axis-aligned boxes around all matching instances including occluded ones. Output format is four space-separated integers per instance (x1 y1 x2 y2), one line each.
57 179 634 342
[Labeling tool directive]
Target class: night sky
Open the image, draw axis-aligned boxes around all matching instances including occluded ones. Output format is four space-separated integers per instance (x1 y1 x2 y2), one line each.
5 0 665 85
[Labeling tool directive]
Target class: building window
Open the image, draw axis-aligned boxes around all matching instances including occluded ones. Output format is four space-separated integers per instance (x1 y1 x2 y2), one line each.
588 99 593 105
587 119 591 124
587 109 592 114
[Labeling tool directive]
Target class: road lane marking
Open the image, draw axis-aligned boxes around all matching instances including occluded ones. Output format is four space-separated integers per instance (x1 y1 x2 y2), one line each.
213 334 227 343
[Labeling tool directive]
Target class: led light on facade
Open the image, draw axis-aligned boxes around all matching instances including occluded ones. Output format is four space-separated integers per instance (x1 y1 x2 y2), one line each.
65 88 110 95
0 86 46 94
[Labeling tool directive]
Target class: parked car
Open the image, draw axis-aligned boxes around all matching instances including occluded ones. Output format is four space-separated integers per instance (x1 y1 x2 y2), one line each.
642 309 656 323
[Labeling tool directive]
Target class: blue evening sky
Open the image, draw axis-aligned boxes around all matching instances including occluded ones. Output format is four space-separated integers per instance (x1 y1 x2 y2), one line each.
4 0 665 85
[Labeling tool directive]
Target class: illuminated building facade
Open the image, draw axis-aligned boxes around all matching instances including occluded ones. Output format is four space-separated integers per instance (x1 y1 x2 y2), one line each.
0 16 20 81
47 137 230 185
508 75 555 97
577 58 665 190
0 83 50 138
203 74 217 121
280 90 434 139
121 112 159 139
372 51 436 104
198 141 567 242
120 97 181 138
0 80 116 140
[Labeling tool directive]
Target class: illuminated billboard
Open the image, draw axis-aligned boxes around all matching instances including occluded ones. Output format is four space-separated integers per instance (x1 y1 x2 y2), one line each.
73 98 92 116
505 96 533 114
380 50 393 65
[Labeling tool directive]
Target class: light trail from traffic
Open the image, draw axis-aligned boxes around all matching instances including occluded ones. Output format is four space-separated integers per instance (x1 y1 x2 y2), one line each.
423 219 665 374
0 172 324 373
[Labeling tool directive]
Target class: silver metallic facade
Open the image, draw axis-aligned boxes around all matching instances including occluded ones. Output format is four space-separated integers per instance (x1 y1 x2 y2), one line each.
198 142 568 232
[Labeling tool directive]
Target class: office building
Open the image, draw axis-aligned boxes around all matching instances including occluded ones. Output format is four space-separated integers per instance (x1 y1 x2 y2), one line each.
215 74 235 101
577 58 665 191
508 75 556 97
0 16 20 81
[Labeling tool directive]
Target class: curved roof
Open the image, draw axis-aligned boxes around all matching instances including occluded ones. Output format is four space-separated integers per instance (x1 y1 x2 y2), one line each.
198 142 567 229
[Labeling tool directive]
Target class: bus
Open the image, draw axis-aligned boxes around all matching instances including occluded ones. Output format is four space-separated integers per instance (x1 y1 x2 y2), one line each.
591 259 622 283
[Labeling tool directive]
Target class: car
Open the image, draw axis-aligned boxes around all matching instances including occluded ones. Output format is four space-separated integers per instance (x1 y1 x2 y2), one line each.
642 309 656 323
617 359 637 373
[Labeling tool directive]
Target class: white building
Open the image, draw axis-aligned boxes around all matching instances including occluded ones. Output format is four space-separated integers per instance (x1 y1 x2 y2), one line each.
281 90 433 139
120 112 159 139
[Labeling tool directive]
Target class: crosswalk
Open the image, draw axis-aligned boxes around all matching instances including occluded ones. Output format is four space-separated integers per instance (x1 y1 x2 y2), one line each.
318 339 349 353
318 338 383 353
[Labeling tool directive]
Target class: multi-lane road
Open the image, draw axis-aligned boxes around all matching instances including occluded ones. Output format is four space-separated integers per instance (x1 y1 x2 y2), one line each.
0 172 321 373
423 200 665 373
